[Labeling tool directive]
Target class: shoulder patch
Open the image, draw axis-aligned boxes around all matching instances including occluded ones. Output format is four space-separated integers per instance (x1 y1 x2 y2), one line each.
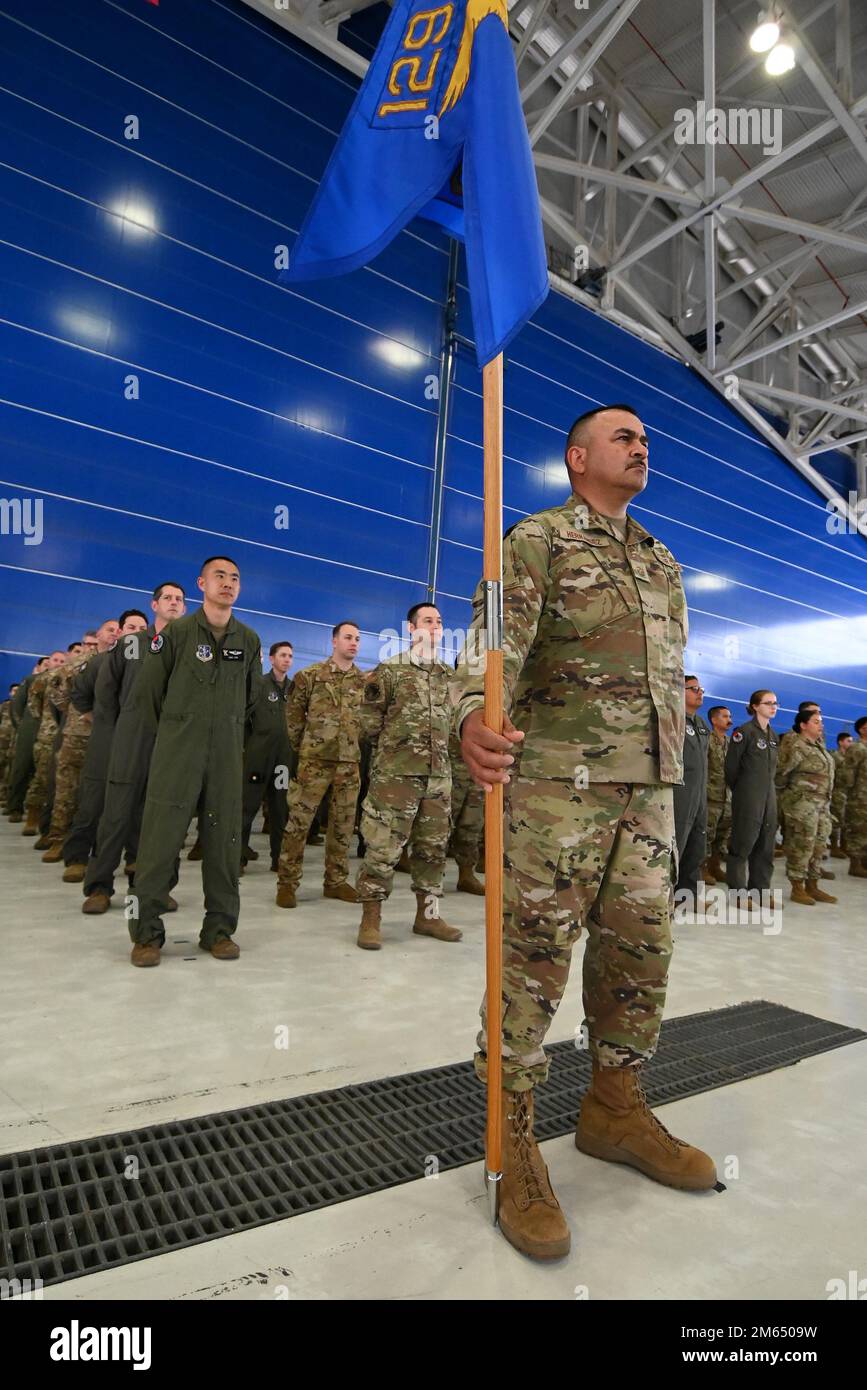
108 638 118 651
150 635 164 653
732 730 743 742
364 682 381 703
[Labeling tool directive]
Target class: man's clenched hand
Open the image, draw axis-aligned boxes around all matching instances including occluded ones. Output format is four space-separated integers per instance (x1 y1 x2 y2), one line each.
460 708 524 791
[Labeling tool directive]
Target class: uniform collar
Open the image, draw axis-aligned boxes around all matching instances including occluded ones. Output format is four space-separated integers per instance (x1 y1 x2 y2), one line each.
197 608 237 639
325 657 354 677
559 497 653 548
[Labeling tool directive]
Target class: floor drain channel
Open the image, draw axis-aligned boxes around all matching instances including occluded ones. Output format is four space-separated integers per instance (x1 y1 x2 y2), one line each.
1 1001 863 1288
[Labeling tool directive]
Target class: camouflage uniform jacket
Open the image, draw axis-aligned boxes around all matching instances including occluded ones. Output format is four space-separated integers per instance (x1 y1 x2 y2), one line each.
27 668 61 740
775 736 834 802
706 730 730 804
285 659 364 764
839 739 867 805
453 498 687 783
48 651 98 737
361 651 451 778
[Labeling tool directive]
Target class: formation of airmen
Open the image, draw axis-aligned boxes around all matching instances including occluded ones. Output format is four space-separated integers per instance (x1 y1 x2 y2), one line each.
2 404 866 1267
0 565 485 967
673 681 867 909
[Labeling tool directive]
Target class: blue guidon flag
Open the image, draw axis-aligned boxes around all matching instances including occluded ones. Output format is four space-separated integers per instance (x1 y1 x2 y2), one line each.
283 0 548 366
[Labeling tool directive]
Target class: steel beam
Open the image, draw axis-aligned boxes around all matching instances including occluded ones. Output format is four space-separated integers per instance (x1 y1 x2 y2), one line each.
531 154 701 206
528 0 644 148
728 295 867 373
520 0 627 105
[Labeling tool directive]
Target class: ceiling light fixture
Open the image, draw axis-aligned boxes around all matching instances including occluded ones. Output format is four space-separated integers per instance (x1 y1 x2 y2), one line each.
749 9 781 53
765 41 796 75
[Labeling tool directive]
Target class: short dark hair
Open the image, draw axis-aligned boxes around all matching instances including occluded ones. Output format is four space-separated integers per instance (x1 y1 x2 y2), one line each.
837 731 853 746
83 630 97 639
269 641 293 657
684 674 698 684
797 700 820 712
855 715 867 735
707 705 730 723
153 581 186 601
200 555 239 574
118 609 148 628
66 642 81 651
332 621 360 638
407 602 440 626
565 404 641 460
794 709 820 733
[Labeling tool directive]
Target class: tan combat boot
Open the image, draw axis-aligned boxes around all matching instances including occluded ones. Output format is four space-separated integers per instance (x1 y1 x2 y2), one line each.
62 863 86 883
848 855 867 878
131 942 161 968
324 881 360 903
275 885 296 909
357 900 382 950
456 864 485 895
704 854 725 884
806 878 837 904
82 892 111 915
790 881 816 905
42 843 64 863
576 1064 717 1191
21 809 40 836
412 891 462 942
34 834 53 851
830 831 847 860
498 1089 570 1261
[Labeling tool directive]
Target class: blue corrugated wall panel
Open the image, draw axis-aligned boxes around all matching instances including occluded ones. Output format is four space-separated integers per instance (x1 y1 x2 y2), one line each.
1 0 865 742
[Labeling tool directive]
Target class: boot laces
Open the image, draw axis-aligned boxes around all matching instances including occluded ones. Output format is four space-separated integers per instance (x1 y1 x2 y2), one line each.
509 1097 549 1203
631 1074 684 1152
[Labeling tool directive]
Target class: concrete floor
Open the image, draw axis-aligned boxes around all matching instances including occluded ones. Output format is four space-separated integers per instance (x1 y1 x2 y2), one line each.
1 817 865 1301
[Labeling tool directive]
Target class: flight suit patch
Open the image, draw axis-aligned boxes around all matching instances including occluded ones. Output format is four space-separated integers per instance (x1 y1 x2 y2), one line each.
196 644 214 662
686 725 696 736
150 635 164 653
221 648 243 661
757 738 767 749
732 731 743 742
267 691 279 702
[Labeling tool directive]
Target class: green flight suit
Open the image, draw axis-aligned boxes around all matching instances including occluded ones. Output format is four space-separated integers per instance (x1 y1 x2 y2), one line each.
5 675 39 814
242 668 294 866
130 610 261 947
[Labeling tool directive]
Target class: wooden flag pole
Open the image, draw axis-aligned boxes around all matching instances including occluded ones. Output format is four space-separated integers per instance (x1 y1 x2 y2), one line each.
482 353 504 1223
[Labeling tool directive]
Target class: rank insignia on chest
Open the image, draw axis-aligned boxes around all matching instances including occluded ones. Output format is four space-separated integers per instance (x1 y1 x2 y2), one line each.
196 644 214 662
222 648 244 661
267 691 278 702
732 731 743 742
150 635 164 653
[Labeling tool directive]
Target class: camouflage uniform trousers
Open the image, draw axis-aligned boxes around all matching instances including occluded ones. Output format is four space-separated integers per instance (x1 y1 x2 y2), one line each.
705 797 731 857
830 784 847 836
47 732 90 841
0 721 14 795
277 757 360 893
779 792 831 881
844 793 867 857
448 758 484 866
356 773 451 901
24 731 57 818
476 777 675 1092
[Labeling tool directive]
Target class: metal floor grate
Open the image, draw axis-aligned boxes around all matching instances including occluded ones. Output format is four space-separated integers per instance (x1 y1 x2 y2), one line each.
1 1001 863 1288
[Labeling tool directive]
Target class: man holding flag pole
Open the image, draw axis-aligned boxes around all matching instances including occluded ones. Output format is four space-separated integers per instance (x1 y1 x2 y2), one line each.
284 0 717 1263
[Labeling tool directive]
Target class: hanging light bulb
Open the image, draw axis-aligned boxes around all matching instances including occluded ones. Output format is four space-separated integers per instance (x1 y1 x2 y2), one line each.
765 41 796 75
749 10 780 52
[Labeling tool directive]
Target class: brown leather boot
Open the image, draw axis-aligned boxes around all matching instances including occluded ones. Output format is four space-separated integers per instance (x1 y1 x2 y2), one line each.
22 810 40 836
830 831 847 859
34 834 53 851
203 938 240 960
456 864 485 895
131 942 161 968
790 881 815 905
576 1064 717 1191
82 892 111 915
806 878 837 904
357 900 382 950
412 891 462 942
818 866 835 880
498 1089 570 1261
704 854 725 883
324 881 360 903
62 863 86 883
849 855 867 878
275 885 296 909
42 843 64 863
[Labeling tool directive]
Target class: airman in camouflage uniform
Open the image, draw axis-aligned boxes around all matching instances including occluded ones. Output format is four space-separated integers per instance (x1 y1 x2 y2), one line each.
0 688 18 801
5 665 43 820
830 733 852 857
22 655 66 833
40 651 99 854
840 716 867 877
703 704 732 882
355 603 461 949
455 406 717 1262
276 623 364 908
447 729 484 894
775 711 836 904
